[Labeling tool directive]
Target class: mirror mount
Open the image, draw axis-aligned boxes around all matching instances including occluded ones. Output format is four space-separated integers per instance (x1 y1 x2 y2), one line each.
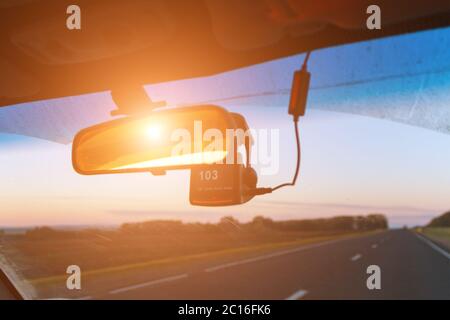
110 85 166 116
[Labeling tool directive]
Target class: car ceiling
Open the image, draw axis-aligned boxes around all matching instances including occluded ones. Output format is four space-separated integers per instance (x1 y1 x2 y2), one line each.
1 0 450 108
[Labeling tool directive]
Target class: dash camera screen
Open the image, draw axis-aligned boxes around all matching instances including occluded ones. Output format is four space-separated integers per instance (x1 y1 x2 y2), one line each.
190 165 239 205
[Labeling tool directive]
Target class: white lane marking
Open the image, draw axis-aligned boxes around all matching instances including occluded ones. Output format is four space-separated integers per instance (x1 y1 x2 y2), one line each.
286 289 308 300
351 254 362 261
371 244 378 249
109 274 188 295
415 233 450 260
205 237 356 273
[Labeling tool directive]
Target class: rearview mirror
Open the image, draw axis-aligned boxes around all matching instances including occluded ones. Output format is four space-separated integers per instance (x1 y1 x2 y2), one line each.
72 105 238 174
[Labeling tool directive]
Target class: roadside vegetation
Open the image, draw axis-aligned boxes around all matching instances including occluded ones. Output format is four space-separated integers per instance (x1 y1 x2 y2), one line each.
421 211 450 249
427 211 450 228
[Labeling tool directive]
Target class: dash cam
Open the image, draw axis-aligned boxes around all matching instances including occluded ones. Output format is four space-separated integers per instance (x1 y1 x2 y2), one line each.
189 164 257 206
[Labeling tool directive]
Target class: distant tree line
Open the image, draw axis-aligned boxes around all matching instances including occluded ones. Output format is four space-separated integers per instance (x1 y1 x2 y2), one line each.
249 214 388 232
24 214 388 240
427 211 450 227
119 214 388 235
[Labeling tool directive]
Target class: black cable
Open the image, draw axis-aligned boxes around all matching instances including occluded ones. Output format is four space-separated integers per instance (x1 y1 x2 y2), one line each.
271 119 300 192
250 52 310 197
266 52 308 193
250 119 300 196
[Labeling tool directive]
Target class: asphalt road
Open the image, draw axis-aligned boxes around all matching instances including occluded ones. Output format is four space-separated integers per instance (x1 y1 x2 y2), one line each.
91 229 449 300
1 229 449 300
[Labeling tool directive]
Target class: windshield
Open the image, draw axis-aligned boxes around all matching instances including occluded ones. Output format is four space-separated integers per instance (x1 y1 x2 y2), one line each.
0 27 449 300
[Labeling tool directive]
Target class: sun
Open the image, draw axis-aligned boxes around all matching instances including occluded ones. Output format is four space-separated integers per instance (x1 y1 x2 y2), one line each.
146 125 162 140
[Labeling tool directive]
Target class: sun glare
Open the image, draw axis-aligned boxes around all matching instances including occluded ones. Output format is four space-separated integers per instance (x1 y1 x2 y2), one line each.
146 125 162 140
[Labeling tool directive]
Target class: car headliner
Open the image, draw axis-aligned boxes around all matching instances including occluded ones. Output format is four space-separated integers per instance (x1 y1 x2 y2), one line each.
1 0 450 108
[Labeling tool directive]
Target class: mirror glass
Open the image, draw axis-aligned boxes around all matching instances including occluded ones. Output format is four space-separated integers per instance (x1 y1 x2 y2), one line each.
72 105 237 174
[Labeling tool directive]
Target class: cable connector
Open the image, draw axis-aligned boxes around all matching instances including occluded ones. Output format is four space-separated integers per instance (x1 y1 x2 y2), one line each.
288 52 311 121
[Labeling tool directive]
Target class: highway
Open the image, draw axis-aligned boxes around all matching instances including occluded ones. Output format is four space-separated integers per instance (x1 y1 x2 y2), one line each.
1 229 449 300
90 230 449 300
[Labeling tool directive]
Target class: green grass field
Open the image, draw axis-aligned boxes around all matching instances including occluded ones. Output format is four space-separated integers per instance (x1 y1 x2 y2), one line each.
422 227 450 249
